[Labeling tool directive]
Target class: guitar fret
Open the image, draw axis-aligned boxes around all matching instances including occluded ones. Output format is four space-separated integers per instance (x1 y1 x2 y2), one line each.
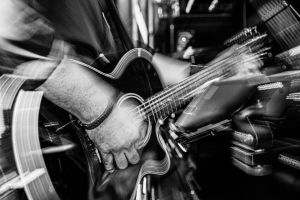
160 101 168 119
153 103 159 122
155 100 164 119
163 98 171 118
170 98 175 114
138 105 146 120
140 56 236 122
146 97 157 122
151 99 159 122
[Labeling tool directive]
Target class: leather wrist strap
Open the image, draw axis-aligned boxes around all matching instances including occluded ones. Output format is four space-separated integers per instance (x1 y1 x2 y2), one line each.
77 101 115 130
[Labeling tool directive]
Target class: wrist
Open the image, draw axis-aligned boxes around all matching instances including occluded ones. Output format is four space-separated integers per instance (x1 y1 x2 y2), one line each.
77 92 119 125
78 94 119 130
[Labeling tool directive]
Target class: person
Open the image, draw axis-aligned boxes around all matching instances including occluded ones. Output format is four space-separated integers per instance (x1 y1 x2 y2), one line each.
0 0 193 173
0 0 262 174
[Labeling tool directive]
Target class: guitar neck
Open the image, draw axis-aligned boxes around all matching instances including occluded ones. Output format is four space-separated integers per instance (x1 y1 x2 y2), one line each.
139 61 231 121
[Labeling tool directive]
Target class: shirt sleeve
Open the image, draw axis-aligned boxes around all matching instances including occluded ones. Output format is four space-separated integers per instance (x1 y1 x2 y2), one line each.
0 0 55 72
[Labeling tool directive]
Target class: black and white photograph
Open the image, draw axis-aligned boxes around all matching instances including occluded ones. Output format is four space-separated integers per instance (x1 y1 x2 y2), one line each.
1 0 300 199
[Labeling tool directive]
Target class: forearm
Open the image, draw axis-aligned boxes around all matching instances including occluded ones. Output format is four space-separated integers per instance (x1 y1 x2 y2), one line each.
37 58 117 124
152 53 191 86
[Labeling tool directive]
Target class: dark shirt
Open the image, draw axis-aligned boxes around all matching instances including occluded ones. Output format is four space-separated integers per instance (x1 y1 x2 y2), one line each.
0 0 132 70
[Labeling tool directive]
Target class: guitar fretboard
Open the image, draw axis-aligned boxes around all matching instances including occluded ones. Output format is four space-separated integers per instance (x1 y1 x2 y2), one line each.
138 58 232 122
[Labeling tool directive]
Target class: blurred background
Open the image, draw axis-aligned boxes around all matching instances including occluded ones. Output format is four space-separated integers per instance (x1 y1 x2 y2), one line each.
2 1 300 200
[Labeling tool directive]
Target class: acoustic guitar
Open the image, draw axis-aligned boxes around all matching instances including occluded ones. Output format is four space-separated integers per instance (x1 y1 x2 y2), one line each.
0 33 267 200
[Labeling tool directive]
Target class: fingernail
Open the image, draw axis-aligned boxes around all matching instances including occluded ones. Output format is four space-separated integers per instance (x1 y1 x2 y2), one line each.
119 161 128 169
131 154 140 164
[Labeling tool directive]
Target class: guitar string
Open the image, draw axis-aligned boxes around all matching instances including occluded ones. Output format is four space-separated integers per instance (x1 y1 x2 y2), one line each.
133 36 268 118
137 52 248 116
129 59 258 131
90 53 264 136
0 36 267 198
0 3 287 191
255 0 300 49
140 54 265 120
274 8 297 48
134 51 267 122
10 50 235 130
137 56 235 120
254 1 281 45
0 1 294 195
287 7 300 44
10 36 265 131
136 51 267 121
139 48 268 122
134 57 230 121
38 41 266 133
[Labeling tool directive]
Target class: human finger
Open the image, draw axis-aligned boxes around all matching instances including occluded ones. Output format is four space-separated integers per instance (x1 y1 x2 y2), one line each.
113 151 128 169
124 147 140 165
100 151 115 173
